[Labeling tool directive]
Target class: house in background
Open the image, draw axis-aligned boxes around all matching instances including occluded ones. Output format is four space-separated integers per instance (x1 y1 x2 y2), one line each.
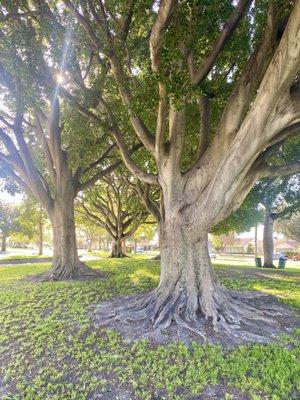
221 236 299 255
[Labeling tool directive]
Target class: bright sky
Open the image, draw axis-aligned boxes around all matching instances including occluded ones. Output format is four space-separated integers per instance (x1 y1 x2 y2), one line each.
0 190 23 204
238 225 284 240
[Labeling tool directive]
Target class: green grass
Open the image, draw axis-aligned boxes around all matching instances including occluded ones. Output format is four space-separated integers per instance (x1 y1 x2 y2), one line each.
0 258 299 400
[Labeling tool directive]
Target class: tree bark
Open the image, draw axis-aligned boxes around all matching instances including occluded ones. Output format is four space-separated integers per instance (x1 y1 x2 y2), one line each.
35 173 102 281
110 238 126 258
263 212 276 268
1 235 6 252
154 223 220 328
112 215 274 338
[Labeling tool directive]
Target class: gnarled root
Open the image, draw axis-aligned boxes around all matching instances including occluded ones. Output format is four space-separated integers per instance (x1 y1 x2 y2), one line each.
25 260 104 282
94 283 294 344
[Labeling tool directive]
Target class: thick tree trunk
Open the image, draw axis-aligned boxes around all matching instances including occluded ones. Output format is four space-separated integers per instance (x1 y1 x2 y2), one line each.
1 235 6 252
263 212 276 268
106 217 276 339
154 224 221 329
33 178 102 281
110 238 126 258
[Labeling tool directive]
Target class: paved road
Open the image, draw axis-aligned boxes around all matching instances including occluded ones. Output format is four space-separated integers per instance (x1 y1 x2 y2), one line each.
0 257 52 265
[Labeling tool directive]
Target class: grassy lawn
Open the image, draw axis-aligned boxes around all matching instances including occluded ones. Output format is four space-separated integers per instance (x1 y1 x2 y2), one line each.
0 257 299 400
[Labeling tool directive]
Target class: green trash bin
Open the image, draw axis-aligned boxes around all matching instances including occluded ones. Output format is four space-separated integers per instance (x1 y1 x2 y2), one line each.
278 258 286 269
255 257 262 267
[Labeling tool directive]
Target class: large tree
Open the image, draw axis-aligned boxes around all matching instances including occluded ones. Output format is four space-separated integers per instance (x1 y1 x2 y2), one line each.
58 0 300 335
258 175 300 267
0 5 133 280
77 173 148 257
16 195 50 255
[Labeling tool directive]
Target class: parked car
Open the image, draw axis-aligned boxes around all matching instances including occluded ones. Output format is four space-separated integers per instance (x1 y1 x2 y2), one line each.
209 252 218 259
293 253 300 261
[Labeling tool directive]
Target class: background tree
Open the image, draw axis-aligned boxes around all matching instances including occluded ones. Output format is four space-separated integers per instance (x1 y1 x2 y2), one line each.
0 4 137 280
258 176 300 267
62 0 300 337
257 136 300 267
212 136 300 265
278 212 300 242
132 218 157 253
76 211 107 252
0 200 19 252
78 173 148 257
15 195 50 255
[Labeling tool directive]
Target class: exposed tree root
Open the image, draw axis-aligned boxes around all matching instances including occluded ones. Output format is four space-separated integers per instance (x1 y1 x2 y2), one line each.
109 252 128 258
263 263 276 268
94 284 296 344
25 261 104 282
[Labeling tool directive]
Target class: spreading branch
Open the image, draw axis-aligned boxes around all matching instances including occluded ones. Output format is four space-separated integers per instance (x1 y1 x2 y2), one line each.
150 0 177 72
188 0 252 85
197 96 210 160
259 161 300 178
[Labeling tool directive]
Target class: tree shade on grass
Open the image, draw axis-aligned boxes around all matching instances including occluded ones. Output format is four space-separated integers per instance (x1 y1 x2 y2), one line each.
0 0 300 335
0 257 299 400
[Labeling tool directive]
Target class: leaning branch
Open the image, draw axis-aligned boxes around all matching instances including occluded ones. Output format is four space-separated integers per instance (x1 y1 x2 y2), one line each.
259 161 300 178
197 96 210 160
216 2 280 141
188 0 252 85
112 129 159 185
150 0 177 72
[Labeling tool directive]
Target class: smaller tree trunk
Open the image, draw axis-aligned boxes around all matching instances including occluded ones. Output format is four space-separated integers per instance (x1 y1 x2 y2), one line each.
86 236 93 253
110 238 126 258
1 235 6 252
38 213 43 256
263 212 276 268
254 224 258 258
31 178 103 281
134 238 137 253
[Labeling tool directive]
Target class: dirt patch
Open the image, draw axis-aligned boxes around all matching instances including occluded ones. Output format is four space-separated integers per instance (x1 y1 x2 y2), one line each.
189 384 250 400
